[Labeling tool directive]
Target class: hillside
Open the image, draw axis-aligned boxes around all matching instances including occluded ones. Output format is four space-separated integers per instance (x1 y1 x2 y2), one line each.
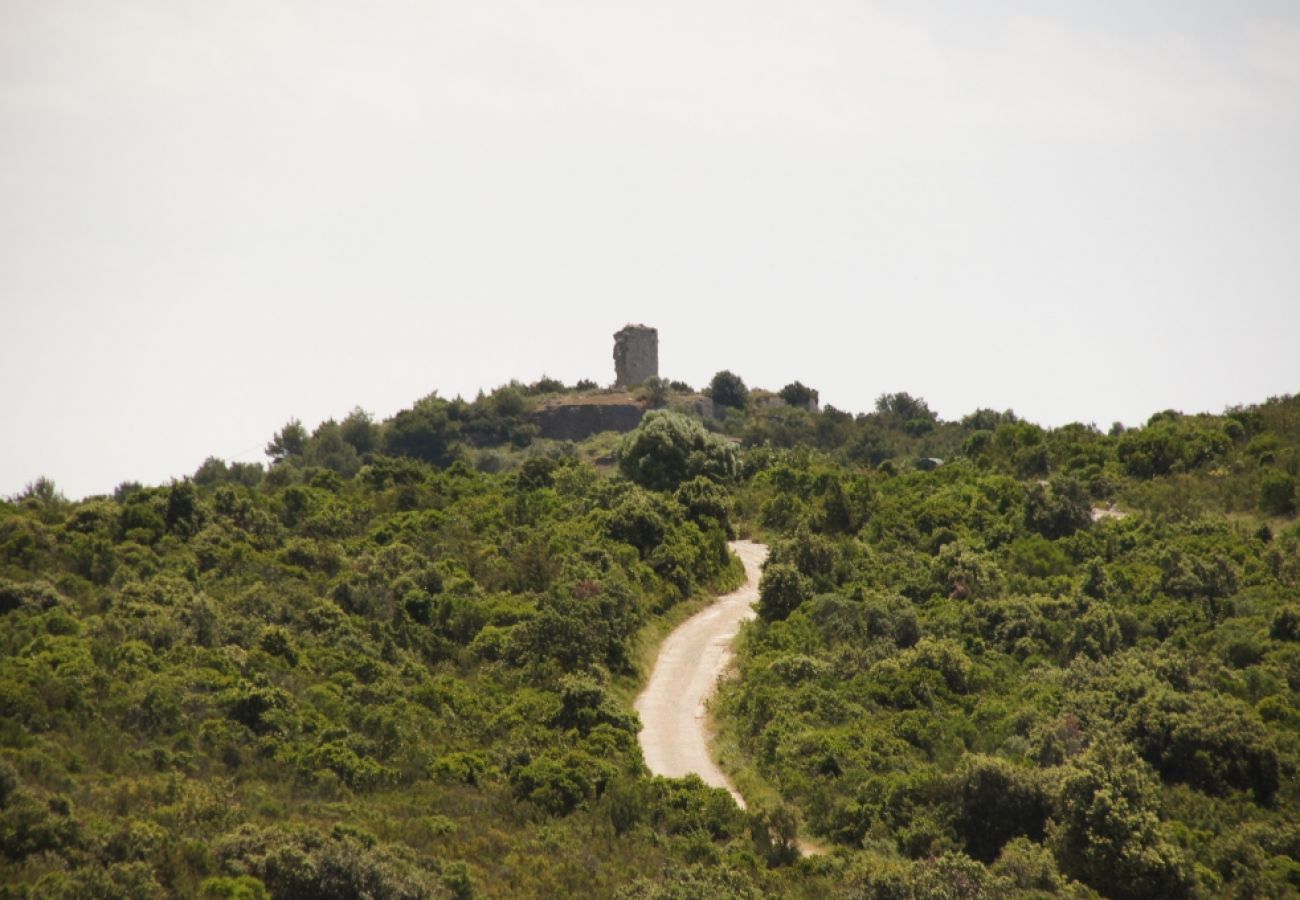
2 381 1298 898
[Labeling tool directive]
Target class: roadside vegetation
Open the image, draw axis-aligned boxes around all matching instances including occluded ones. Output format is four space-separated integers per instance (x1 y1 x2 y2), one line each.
720 390 1300 897
2 377 1297 897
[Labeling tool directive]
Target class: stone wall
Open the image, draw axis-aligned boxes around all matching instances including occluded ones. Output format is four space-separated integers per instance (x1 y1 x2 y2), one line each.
613 324 658 387
533 401 646 441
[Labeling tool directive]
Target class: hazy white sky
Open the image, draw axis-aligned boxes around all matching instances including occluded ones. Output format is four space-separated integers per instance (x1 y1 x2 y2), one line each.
3 1 1298 498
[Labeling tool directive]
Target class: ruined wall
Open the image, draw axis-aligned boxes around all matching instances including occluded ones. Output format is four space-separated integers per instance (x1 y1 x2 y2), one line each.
613 325 658 387
532 401 646 441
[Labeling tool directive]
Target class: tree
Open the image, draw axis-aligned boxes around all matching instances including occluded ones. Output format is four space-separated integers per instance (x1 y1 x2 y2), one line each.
13 477 65 507
305 420 362 476
778 382 818 410
265 420 307 463
757 563 811 621
949 755 1051 862
617 411 739 491
1024 477 1091 539
339 407 377 454
383 396 463 467
709 371 748 410
875 392 936 422
1260 469 1296 516
675 476 733 536
1052 738 1193 899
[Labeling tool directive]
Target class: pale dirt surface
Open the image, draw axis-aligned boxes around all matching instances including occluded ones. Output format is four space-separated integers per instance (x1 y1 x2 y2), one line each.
635 539 768 808
1091 504 1128 522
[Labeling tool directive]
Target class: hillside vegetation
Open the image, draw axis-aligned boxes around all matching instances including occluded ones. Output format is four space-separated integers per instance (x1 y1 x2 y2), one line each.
2 380 1298 898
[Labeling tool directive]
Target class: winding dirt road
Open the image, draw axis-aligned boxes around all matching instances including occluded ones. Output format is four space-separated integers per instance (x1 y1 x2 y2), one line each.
634 539 768 807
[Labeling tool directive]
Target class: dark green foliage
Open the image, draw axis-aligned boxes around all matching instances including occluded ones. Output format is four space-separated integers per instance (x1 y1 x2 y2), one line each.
709 370 748 410
1271 605 1300 641
383 396 463 467
1123 688 1281 802
1116 414 1232 478
215 824 440 899
617 411 739 490
756 562 810 621
948 755 1051 862
778 381 818 409
6 385 1300 898
0 444 753 897
195 457 265 488
529 375 566 395
1052 739 1194 899
265 420 308 463
714 393 1300 898
340 407 378 454
1023 477 1091 539
875 392 937 423
607 491 669 555
1261 468 1297 516
674 476 734 537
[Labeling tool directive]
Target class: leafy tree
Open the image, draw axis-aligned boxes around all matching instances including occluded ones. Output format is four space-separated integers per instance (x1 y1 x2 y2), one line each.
617 411 739 491
674 476 733 536
1052 738 1193 899
1260 468 1297 516
708 371 748 410
529 375 566 395
165 479 202 536
305 420 362 476
778 381 818 410
1270 605 1300 642
875 392 936 422
1024 477 1091 539
948 755 1051 862
962 408 1018 431
339 407 377 454
12 476 66 507
1123 689 1281 802
383 396 463 467
757 563 811 621
607 491 668 556
1116 415 1231 478
265 420 308 463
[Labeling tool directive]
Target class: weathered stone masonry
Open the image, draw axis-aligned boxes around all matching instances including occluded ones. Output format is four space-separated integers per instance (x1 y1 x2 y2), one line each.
613 324 658 387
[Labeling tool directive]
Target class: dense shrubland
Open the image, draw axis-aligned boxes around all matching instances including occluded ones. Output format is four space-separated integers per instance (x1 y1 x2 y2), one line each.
717 392 1300 897
2 378 1298 897
0 443 774 897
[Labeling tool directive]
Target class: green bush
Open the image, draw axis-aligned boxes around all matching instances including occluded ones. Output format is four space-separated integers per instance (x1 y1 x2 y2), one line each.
1261 469 1297 516
617 411 739 491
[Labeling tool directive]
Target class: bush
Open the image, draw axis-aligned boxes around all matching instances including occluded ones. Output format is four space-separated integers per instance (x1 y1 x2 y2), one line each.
1270 605 1300 642
708 371 748 410
948 755 1051 862
509 752 597 815
215 824 441 900
778 382 818 409
617 411 739 491
1052 738 1194 900
1261 469 1297 516
757 563 811 622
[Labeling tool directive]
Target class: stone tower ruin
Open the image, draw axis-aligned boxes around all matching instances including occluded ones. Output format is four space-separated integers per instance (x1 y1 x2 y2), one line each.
613 324 658 387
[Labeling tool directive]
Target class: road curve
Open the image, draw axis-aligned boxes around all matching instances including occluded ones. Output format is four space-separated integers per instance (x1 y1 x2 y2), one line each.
635 539 768 807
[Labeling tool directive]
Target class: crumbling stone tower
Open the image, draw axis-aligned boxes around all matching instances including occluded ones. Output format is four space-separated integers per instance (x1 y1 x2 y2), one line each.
613 324 658 387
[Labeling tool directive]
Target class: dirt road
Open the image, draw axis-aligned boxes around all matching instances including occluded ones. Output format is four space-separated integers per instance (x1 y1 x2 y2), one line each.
634 539 768 807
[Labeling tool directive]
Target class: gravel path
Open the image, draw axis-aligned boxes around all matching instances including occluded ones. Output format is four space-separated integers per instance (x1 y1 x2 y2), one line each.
634 539 768 807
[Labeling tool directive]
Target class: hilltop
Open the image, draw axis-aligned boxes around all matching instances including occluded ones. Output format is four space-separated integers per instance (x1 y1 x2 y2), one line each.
1 376 1298 897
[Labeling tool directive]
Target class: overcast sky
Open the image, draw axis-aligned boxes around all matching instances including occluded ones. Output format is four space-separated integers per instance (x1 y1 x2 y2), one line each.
3 1 1298 499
